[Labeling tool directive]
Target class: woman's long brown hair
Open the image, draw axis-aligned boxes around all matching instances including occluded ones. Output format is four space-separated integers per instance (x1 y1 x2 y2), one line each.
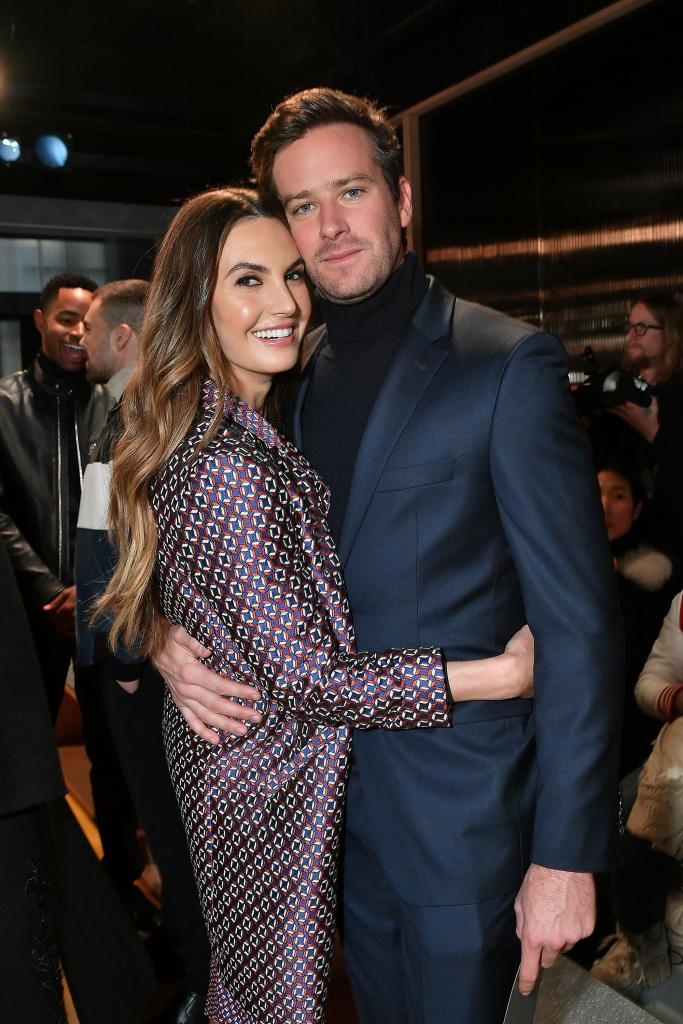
99 187 299 657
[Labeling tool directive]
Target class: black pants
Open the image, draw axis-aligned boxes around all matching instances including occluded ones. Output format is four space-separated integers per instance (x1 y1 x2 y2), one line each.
613 766 679 934
28 610 73 724
74 663 144 891
103 663 211 992
26 613 143 892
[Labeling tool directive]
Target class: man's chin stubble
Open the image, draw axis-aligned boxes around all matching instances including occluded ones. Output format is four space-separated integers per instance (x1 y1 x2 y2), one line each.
315 272 386 306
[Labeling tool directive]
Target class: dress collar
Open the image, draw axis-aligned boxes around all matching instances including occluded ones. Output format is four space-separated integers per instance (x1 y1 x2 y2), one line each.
201 378 280 449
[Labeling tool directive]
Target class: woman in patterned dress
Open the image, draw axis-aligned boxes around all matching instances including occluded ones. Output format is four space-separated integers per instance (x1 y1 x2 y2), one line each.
101 188 534 1024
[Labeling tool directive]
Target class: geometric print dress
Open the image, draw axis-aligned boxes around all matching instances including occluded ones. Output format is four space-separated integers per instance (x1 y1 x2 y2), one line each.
151 380 451 1023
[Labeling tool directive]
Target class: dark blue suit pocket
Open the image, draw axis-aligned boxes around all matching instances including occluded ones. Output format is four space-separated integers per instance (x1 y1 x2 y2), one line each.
377 458 458 493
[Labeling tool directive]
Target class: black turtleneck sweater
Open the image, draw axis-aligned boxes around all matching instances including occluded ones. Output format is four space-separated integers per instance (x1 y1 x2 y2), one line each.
301 253 428 544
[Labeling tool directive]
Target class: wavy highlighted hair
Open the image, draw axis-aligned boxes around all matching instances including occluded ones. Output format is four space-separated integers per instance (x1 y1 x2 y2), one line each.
99 187 297 657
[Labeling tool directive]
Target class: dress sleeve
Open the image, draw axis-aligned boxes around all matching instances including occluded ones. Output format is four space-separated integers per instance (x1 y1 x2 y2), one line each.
172 450 451 732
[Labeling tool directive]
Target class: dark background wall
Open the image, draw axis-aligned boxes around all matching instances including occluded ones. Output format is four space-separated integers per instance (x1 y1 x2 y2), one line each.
0 0 680 369
421 0 682 366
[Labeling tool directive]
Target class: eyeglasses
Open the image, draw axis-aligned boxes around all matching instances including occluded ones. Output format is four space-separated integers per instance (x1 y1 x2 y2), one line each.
624 319 663 337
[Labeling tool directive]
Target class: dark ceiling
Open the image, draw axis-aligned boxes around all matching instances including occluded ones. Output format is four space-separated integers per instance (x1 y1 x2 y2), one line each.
0 0 613 206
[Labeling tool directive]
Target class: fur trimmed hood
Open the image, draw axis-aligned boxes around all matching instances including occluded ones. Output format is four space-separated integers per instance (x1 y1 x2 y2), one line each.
618 544 674 592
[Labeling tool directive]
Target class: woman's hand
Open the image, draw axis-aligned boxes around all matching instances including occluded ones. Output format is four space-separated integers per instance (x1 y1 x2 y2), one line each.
446 625 535 702
504 624 535 698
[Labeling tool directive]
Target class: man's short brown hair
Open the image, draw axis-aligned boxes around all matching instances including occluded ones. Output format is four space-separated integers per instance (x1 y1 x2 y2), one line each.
95 279 149 334
251 87 403 200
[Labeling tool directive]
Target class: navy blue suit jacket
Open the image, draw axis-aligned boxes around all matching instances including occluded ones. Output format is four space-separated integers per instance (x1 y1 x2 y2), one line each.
292 278 622 907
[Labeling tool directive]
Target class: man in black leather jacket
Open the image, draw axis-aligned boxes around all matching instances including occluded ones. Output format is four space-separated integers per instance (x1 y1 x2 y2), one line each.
0 272 113 719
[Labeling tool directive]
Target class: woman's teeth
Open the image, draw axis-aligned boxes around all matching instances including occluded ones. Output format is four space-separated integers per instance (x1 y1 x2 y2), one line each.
253 327 294 339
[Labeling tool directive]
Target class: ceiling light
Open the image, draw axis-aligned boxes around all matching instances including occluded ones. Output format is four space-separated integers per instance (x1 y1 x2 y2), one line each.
0 135 21 163
35 134 69 168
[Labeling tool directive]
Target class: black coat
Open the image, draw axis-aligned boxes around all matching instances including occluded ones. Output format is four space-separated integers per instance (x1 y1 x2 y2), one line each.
0 537 154 1022
0 536 65 816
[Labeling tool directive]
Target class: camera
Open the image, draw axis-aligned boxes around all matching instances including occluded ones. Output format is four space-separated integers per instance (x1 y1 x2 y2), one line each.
573 346 654 416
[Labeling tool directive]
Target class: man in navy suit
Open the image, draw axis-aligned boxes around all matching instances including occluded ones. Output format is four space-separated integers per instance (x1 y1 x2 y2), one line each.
156 89 622 1023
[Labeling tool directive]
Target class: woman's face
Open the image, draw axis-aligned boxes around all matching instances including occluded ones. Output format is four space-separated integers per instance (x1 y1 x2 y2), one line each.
598 469 642 541
211 216 311 408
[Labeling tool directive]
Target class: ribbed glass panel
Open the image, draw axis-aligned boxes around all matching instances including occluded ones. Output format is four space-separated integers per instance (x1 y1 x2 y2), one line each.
421 0 682 368
0 320 21 376
0 238 112 293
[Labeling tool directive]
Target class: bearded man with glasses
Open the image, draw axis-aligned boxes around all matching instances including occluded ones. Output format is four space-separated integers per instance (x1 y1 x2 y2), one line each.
593 292 683 559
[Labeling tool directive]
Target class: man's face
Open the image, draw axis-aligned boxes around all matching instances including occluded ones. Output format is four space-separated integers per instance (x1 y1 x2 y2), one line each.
623 301 667 383
34 287 92 372
272 123 412 304
82 297 118 384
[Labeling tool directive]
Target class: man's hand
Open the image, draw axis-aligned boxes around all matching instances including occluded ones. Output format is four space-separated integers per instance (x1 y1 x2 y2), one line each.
609 397 660 442
43 585 76 637
154 625 262 744
514 864 595 994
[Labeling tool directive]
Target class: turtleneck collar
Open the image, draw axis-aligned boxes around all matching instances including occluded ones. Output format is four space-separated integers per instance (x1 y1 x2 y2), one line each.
33 350 92 400
316 251 428 349
37 349 87 384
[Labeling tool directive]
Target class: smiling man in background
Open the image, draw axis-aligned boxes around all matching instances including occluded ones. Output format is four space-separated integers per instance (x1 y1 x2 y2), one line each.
0 272 112 720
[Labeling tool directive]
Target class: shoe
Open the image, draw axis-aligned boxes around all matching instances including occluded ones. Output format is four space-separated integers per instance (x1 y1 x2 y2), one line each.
147 988 209 1024
591 932 645 998
632 921 671 988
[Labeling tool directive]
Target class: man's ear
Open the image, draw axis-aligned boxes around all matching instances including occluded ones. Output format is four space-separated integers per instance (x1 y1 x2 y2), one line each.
33 308 45 335
113 323 133 352
397 176 412 229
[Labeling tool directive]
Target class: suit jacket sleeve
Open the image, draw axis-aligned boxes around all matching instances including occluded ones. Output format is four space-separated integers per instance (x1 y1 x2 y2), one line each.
178 451 451 731
489 331 622 872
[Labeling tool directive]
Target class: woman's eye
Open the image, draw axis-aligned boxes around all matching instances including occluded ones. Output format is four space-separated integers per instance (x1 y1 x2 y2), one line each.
286 269 305 282
235 275 260 287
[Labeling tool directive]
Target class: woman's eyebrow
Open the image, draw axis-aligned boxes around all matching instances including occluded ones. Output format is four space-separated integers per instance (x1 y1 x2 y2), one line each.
226 261 269 275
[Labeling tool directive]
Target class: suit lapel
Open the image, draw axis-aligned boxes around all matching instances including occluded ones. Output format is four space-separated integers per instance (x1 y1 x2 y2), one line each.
338 279 455 567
